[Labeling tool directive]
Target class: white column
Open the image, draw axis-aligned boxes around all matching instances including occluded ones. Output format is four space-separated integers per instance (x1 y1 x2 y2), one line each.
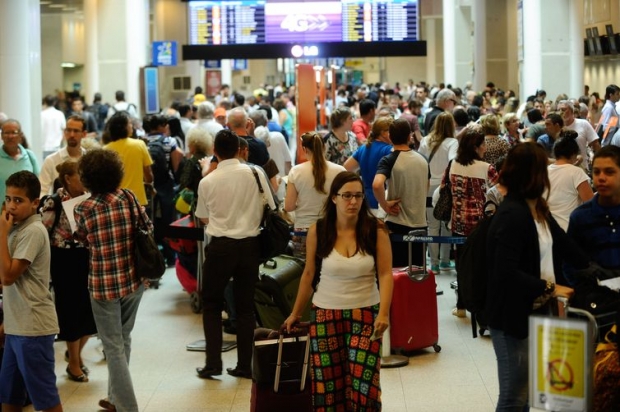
97 0 149 111
442 0 456 85
568 0 584 99
424 16 438 86
471 0 487 92
0 0 42 159
520 0 581 102
221 59 233 87
84 0 99 103
442 0 472 89
126 0 150 114
520 0 542 102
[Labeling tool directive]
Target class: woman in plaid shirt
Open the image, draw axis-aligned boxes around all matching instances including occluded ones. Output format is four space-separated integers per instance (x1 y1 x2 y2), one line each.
74 149 152 412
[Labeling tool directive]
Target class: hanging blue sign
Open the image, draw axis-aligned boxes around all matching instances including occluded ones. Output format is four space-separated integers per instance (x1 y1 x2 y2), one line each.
152 41 177 67
232 59 248 70
205 60 221 69
144 67 160 114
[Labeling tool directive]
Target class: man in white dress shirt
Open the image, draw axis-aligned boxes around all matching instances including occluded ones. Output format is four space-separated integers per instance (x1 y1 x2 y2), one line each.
195 129 275 380
39 115 87 196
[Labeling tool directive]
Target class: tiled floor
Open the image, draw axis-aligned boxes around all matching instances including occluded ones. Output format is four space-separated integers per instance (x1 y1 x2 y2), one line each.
27 267 500 411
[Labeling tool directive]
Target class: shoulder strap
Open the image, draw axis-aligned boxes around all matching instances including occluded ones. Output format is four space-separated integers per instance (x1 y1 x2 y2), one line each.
249 165 267 207
443 159 453 187
427 140 441 164
122 189 147 230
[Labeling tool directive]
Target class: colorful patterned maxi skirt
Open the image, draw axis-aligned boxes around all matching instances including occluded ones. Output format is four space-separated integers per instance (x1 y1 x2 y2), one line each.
310 304 382 411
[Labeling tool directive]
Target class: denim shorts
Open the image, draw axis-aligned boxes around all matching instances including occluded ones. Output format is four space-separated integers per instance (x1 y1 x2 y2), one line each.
0 334 60 410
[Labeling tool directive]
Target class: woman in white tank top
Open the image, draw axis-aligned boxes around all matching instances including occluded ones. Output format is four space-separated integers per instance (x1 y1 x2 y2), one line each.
285 171 393 411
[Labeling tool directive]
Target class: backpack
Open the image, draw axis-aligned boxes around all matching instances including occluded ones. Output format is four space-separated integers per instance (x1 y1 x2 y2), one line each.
148 136 173 189
455 201 497 338
88 102 109 131
110 103 138 118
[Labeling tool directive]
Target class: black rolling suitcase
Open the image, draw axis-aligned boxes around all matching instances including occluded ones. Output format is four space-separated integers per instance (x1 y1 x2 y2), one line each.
254 255 311 330
250 325 312 412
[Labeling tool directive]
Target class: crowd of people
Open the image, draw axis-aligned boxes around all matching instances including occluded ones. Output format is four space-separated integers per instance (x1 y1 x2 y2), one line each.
0 78 619 411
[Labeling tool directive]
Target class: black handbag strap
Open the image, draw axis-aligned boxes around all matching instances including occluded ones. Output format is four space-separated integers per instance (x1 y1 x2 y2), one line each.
442 160 453 188
427 140 441 164
249 165 269 207
122 189 147 231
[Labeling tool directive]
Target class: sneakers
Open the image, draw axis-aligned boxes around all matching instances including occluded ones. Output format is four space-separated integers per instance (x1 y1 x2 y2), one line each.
439 261 455 271
98 399 116 411
430 264 440 274
452 308 466 318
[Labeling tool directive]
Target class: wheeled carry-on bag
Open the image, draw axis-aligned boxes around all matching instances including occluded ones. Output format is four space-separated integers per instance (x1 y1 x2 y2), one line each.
390 229 441 354
250 324 312 412
254 255 311 330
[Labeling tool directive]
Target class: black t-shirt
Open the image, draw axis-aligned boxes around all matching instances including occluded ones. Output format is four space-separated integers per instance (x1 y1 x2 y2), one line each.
240 135 270 167
424 106 445 134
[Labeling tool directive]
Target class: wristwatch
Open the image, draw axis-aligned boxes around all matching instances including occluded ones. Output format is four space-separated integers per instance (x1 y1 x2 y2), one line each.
544 281 555 295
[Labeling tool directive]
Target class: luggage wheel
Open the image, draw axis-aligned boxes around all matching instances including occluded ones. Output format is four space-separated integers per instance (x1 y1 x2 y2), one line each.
190 292 202 313
433 344 441 353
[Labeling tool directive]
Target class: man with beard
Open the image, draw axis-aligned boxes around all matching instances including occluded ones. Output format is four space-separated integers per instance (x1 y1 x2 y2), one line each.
39 115 87 196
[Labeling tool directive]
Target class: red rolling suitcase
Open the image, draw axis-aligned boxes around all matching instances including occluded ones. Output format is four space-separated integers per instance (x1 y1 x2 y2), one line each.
175 258 197 294
390 229 441 354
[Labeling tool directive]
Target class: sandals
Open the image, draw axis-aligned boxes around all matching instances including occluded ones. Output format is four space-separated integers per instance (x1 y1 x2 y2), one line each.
65 350 90 375
66 366 89 382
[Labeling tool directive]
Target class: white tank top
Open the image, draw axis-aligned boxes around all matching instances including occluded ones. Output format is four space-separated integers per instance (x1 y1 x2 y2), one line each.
312 249 380 310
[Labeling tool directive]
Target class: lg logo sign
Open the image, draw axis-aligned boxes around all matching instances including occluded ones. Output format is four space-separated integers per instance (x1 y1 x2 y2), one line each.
291 45 319 58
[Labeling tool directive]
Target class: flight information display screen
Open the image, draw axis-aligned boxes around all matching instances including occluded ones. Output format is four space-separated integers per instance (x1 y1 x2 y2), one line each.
341 0 418 42
187 0 418 45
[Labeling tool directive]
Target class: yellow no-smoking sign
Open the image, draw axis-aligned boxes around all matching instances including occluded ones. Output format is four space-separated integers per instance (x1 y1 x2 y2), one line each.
529 316 593 411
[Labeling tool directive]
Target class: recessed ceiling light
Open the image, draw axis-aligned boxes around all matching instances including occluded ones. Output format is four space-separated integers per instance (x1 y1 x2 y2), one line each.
63 7 76 11
61 62 76 68
49 4 66 8
40 1 52 4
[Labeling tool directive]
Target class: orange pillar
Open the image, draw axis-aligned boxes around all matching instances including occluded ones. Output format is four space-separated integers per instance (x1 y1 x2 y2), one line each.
295 63 317 164
319 67 326 127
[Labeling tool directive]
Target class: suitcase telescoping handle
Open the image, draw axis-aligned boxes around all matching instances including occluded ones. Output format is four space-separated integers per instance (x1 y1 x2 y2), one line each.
555 296 599 342
275 322 311 393
397 230 466 281
403 228 429 282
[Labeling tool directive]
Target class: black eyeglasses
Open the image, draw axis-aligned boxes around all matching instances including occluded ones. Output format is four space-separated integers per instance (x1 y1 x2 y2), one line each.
336 192 364 201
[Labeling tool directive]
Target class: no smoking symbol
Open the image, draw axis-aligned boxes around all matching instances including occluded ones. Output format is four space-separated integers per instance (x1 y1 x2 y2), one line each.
547 359 574 392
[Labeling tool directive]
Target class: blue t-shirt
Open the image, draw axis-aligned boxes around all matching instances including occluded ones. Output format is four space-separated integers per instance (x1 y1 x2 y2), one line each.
352 141 393 208
537 134 555 157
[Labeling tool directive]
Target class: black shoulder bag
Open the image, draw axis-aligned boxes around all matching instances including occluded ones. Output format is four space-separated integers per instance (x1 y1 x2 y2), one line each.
433 160 453 222
124 189 166 280
249 166 292 263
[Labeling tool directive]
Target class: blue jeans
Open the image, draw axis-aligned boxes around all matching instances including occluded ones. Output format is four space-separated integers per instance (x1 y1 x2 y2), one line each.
91 285 144 412
490 328 530 412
